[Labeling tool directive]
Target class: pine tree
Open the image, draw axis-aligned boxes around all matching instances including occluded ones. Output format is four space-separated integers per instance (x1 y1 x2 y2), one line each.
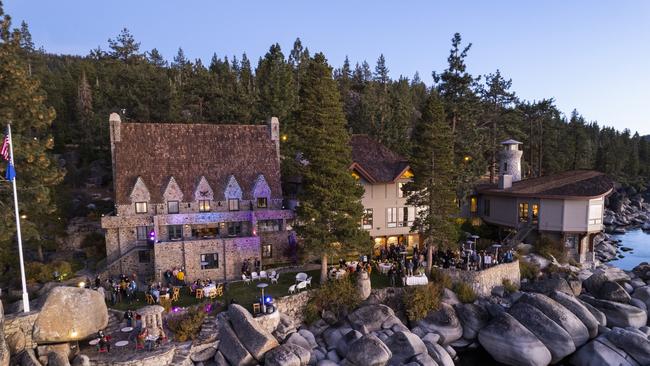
107 28 142 63
403 92 458 272
294 53 369 283
76 70 94 147
147 48 167 67
0 6 65 265
255 44 296 122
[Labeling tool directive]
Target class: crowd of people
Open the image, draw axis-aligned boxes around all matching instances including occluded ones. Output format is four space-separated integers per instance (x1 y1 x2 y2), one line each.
162 267 186 286
240 257 261 276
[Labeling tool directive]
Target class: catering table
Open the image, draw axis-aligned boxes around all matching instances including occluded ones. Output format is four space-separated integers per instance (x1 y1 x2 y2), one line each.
203 284 216 295
378 263 392 274
88 338 100 346
115 340 129 347
120 327 133 333
405 275 428 286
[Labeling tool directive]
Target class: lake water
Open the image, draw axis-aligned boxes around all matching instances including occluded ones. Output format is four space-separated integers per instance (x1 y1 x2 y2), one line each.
610 229 650 270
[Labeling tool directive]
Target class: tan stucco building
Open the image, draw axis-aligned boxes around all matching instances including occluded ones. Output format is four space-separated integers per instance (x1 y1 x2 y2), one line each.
100 114 295 283
350 135 420 255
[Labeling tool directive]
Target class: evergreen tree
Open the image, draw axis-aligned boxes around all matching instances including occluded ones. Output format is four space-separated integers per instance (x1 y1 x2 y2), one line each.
293 53 369 283
147 48 167 67
107 28 142 63
0 7 65 266
403 92 458 272
255 44 296 122
18 21 34 52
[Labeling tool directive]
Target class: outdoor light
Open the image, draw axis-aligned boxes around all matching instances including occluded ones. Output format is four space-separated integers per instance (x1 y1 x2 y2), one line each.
281 134 288 142
78 281 85 288
20 214 27 219
70 328 77 338
463 156 471 162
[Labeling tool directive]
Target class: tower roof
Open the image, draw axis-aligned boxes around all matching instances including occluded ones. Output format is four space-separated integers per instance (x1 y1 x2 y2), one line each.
501 139 522 145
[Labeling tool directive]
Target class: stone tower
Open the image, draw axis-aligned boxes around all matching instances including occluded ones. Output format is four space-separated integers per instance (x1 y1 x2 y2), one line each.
498 139 523 182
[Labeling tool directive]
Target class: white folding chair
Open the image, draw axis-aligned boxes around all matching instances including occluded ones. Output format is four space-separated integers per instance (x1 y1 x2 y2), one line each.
296 281 307 292
271 273 279 284
270 270 277 278
305 276 312 288
288 284 296 294
251 272 259 281
242 274 251 285
260 270 267 280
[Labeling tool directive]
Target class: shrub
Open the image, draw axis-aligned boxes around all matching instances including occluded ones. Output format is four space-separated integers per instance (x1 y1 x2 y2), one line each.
404 283 443 321
167 306 206 342
81 232 106 259
453 282 477 303
430 268 453 289
303 278 361 324
535 236 567 262
26 260 73 284
160 296 172 313
502 279 519 294
519 260 540 281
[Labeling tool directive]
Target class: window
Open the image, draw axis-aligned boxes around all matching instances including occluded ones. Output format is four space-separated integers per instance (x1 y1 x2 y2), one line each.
257 197 268 208
470 197 478 214
136 226 153 241
191 224 219 239
398 207 416 227
262 244 272 258
503 162 508 172
387 208 397 228
199 200 211 212
138 250 151 263
228 199 240 211
518 202 529 223
588 204 603 225
228 221 242 236
483 199 491 217
135 202 148 214
532 204 539 223
167 201 179 214
200 253 219 270
258 220 281 232
397 182 407 198
168 225 183 241
362 209 373 230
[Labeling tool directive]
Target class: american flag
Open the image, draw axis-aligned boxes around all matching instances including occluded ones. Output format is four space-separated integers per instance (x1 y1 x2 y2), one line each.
1 133 9 161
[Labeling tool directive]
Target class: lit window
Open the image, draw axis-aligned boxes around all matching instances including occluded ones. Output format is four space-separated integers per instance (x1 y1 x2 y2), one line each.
532 204 539 223
135 202 148 214
519 202 529 222
398 182 407 198
362 209 373 230
257 197 268 208
398 207 416 227
228 199 240 211
262 244 272 258
470 197 478 214
200 253 219 269
167 201 179 214
199 200 211 212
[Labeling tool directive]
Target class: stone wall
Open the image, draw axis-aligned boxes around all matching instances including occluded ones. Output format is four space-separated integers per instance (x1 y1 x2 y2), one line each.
440 260 521 297
274 291 311 324
4 311 38 355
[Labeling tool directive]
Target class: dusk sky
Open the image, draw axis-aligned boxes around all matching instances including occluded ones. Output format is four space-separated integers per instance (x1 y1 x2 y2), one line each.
6 0 650 134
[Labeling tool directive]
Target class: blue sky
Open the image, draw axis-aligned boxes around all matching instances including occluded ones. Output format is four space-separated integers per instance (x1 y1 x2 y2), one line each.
5 0 650 134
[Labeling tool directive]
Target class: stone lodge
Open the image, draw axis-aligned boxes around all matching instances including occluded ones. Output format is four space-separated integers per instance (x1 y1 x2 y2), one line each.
101 113 295 283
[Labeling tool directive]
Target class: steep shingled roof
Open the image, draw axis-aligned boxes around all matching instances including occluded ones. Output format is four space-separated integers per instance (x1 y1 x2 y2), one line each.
113 122 281 204
350 135 409 183
477 170 614 199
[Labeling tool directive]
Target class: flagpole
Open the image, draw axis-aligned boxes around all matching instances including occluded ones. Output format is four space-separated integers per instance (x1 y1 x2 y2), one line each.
7 124 29 312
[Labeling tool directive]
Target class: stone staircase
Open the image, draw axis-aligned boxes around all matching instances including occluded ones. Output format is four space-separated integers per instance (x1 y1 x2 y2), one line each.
105 310 124 335
169 341 193 366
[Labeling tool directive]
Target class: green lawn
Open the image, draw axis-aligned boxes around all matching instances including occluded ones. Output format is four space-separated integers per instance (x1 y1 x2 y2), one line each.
109 266 396 313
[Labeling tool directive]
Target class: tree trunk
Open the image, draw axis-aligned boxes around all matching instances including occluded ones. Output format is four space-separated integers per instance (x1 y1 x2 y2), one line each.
36 244 44 262
426 242 433 274
320 254 328 285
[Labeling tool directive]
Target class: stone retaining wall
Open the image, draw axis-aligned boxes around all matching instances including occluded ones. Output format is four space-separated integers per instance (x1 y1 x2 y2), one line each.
274 291 311 323
4 311 38 354
440 260 521 297
90 343 176 366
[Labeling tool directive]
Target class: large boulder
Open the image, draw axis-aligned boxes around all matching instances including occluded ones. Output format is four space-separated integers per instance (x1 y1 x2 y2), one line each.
598 281 631 303
583 272 608 295
415 303 462 345
578 298 608 326
347 304 395 334
519 292 589 347
218 320 255 366
421 337 454 366
335 330 362 358
264 343 310 366
227 304 279 361
0 301 9 366
521 277 574 296
550 291 600 338
478 312 552 366
571 336 639 366
356 271 371 301
631 286 650 309
508 301 575 363
580 295 648 328
47 351 70 366
344 334 392 366
453 303 489 340
385 331 427 366
605 327 650 365
32 287 108 343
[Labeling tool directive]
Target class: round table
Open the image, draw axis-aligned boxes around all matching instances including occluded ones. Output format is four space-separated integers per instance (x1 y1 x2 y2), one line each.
257 282 269 313
115 340 129 347
121 327 133 333
88 338 100 346
378 263 392 274
145 335 158 342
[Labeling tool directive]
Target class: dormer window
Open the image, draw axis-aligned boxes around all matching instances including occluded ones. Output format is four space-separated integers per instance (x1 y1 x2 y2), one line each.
167 201 179 214
135 202 148 214
228 199 240 211
257 197 268 208
199 200 211 212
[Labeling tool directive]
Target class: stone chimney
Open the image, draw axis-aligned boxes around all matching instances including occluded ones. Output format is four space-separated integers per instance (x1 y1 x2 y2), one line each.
498 139 523 183
267 117 280 162
498 174 513 190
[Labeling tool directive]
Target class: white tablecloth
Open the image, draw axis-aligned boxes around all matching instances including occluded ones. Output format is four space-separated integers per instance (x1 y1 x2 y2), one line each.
378 263 392 274
405 275 428 286
203 284 216 294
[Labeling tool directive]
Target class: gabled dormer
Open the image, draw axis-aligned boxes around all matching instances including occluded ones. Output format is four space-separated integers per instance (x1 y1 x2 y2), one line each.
252 174 271 208
195 176 213 212
130 176 150 214
224 175 242 211
163 176 183 214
